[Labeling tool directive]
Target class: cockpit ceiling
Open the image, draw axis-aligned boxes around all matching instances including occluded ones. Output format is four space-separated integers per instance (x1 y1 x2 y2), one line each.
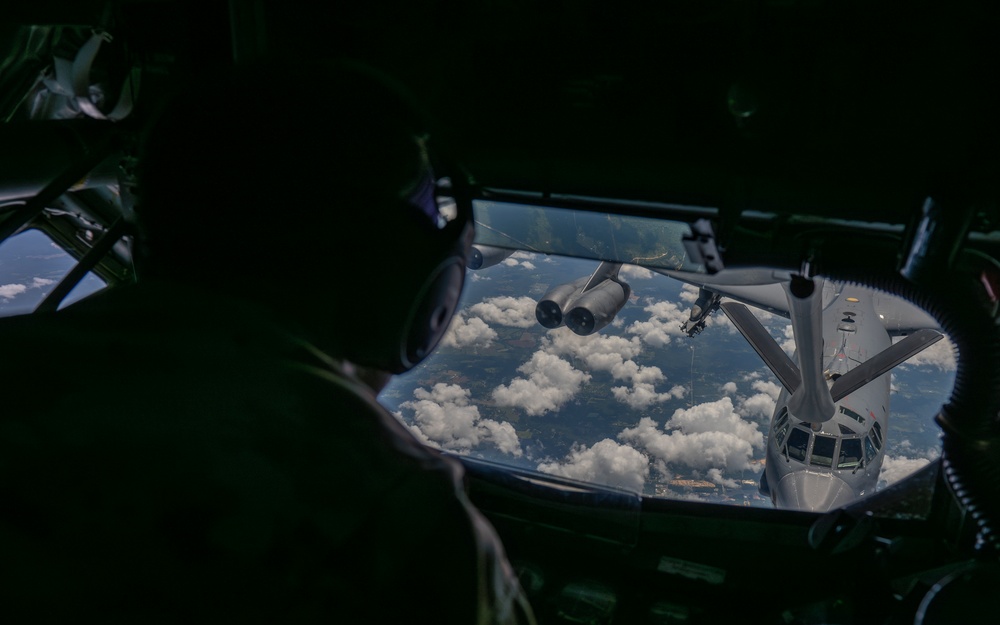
282 1 998 225
4 1 997 231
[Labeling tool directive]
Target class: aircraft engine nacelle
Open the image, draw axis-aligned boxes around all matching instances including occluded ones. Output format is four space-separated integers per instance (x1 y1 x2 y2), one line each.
565 279 631 336
468 245 515 270
536 276 590 328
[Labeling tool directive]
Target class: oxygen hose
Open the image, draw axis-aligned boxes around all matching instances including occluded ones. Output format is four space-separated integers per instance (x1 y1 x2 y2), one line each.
826 264 1000 557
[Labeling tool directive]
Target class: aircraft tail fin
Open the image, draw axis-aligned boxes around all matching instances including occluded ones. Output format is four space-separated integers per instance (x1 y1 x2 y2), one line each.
720 301 802 393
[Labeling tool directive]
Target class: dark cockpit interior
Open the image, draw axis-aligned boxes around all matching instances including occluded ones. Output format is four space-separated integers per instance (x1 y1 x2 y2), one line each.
2 2 999 623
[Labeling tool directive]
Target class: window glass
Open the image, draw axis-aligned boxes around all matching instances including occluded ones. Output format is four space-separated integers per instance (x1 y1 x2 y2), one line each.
810 435 836 468
871 421 884 449
774 422 790 448
865 437 878 463
774 407 788 430
786 428 810 462
839 406 865 425
379 206 954 513
0 229 106 317
838 439 863 470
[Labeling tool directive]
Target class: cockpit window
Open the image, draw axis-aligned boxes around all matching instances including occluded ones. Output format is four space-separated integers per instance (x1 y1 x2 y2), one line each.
381 201 954 511
471 200 704 272
871 421 884 450
838 439 863 470
773 408 790 447
810 434 836 468
786 428 810 462
864 436 878 464
0 229 106 316
839 406 865 425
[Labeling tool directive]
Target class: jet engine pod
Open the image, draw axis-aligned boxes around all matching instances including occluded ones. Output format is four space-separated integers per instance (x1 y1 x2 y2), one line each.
535 276 589 328
468 244 515 270
565 280 631 336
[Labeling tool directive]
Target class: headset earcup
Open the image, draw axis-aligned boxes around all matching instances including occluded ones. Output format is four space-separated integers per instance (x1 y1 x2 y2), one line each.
340 202 471 373
400 254 466 370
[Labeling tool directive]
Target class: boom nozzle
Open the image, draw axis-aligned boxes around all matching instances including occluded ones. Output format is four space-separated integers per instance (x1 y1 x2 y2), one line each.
785 276 836 424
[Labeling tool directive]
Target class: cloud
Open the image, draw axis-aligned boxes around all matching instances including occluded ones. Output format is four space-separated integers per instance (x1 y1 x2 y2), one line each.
705 467 739 489
536 438 649 492
0 277 57 301
542 327 681 409
440 314 498 349
399 383 522 457
738 393 777 419
501 251 537 270
0 284 27 300
468 296 538 328
878 455 934 489
721 381 738 395
778 324 796 356
612 382 686 410
625 300 689 347
751 379 782 400
619 397 764 474
679 283 700 304
736 379 782 419
619 264 655 280
544 326 644 362
491 350 591 415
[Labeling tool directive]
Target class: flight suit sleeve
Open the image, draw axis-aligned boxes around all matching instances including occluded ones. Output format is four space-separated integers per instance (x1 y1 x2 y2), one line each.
356 447 537 625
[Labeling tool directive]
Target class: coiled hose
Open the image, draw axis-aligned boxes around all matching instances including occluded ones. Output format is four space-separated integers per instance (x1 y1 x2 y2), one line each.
827 263 1000 556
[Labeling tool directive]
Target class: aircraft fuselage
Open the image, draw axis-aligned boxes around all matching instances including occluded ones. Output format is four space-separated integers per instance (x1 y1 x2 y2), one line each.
763 283 891 511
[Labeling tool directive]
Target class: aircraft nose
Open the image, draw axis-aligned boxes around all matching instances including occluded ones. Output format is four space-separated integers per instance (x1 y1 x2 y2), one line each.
773 471 858 512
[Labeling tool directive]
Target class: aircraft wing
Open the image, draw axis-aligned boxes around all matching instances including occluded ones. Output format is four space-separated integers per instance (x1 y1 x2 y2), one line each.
653 268 941 335
653 268 792 318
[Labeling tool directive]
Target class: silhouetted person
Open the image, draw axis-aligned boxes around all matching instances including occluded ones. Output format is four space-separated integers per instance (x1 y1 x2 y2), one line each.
0 58 535 624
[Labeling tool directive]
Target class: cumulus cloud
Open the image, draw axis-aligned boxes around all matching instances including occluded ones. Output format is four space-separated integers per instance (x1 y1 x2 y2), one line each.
625 300 689 347
736 379 782 419
399 383 522 457
679 283 700 304
705 467 739 489
0 277 57 301
779 324 796 356
619 397 764 474
544 327 644 363
721 381 738 395
542 327 681 410
751 379 782 400
501 251 537 270
738 393 777 420
468 296 538 328
612 382 686 410
878 455 934 489
440 314 498 349
619 264 655 280
536 438 649 492
0 284 27 300
491 350 591 415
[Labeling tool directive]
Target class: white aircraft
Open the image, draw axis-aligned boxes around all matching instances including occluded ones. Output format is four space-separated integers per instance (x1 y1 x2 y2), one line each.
482 245 946 512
